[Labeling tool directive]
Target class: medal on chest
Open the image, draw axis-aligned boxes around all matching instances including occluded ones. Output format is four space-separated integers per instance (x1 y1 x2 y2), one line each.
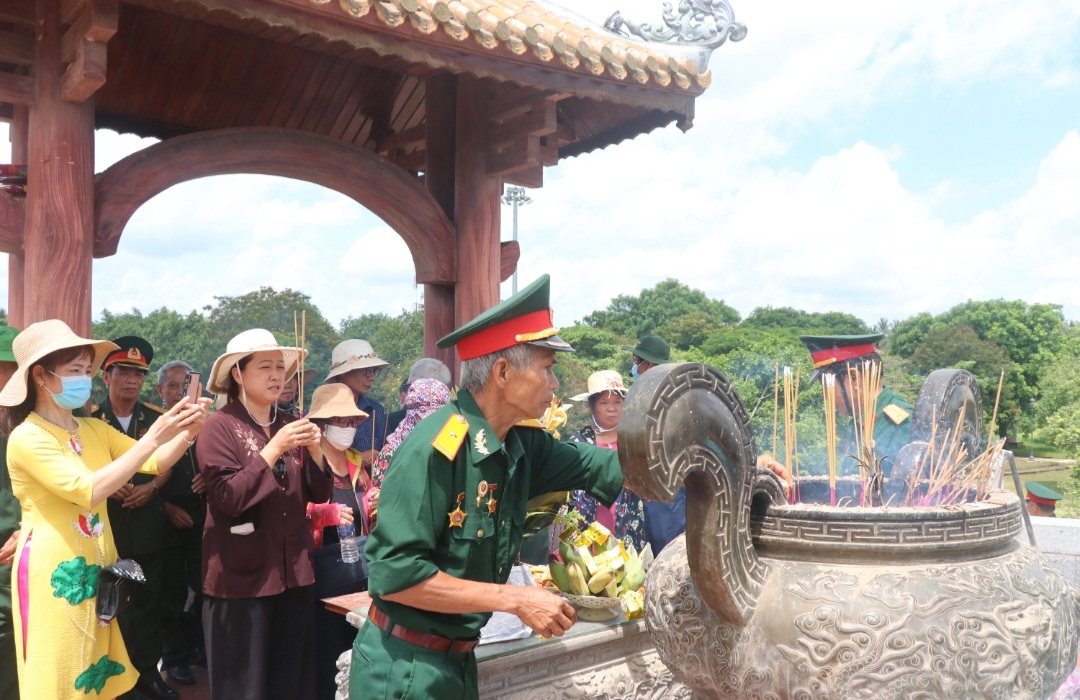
448 492 467 528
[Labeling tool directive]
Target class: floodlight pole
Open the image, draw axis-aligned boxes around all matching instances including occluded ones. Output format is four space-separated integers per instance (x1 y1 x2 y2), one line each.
501 185 532 295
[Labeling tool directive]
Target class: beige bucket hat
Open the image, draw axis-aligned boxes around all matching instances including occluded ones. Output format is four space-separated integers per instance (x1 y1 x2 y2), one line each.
207 328 306 395
569 370 628 403
306 384 369 421
0 319 119 406
325 339 389 381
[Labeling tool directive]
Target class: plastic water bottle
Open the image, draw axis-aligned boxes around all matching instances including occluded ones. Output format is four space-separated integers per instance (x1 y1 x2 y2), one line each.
337 523 360 564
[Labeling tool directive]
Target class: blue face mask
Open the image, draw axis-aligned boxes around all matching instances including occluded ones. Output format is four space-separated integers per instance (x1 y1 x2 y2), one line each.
630 363 640 380
47 371 92 410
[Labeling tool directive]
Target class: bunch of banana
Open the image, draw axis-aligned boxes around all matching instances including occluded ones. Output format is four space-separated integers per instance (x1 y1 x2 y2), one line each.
545 522 647 603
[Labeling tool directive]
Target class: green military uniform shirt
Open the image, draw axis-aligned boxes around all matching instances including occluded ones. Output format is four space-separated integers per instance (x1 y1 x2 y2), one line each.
364 388 624 640
93 400 168 556
840 386 913 477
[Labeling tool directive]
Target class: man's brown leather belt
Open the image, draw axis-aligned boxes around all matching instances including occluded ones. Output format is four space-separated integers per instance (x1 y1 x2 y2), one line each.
368 604 479 654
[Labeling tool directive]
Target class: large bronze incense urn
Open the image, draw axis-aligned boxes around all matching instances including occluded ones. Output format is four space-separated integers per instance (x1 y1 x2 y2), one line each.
620 363 1080 699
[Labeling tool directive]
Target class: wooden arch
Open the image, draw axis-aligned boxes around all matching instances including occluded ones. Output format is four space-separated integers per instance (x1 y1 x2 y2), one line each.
94 127 457 283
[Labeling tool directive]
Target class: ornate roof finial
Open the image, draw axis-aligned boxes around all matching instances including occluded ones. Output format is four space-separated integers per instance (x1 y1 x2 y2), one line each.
605 0 748 49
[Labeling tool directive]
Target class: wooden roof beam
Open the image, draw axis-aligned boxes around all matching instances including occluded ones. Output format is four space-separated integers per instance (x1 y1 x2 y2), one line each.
0 191 25 255
61 0 117 103
0 72 34 106
0 1 35 25
61 0 118 65
0 30 34 65
376 122 426 156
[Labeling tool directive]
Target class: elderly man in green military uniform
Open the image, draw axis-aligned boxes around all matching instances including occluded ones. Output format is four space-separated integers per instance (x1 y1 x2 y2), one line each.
93 336 178 700
800 334 914 477
0 326 21 700
350 274 625 700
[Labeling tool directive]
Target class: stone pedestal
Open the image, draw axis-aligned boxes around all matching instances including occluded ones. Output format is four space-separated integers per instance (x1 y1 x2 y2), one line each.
334 606 686 699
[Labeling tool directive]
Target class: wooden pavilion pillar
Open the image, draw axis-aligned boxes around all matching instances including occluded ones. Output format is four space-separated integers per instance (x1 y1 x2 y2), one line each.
7 105 28 329
422 73 458 370
452 74 501 346
23 0 96 335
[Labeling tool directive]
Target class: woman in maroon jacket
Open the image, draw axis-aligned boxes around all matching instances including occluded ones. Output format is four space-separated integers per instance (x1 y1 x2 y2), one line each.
196 329 330 700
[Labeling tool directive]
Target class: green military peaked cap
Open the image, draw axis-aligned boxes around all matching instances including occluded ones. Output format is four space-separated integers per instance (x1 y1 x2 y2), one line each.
621 333 670 366
104 335 154 371
438 274 575 360
1025 482 1062 506
0 325 20 363
800 333 884 380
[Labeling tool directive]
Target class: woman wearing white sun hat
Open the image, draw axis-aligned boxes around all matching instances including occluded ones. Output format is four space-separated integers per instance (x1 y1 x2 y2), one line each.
195 328 331 700
0 319 210 700
565 370 647 553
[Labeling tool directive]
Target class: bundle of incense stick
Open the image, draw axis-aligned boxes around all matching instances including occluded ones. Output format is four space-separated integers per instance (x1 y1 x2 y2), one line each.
772 364 780 458
917 379 995 506
294 310 307 414
845 360 883 505
782 366 800 500
823 373 838 506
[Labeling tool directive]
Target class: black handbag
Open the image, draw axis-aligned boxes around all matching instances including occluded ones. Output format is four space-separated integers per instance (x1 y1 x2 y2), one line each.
96 558 145 621
313 536 369 599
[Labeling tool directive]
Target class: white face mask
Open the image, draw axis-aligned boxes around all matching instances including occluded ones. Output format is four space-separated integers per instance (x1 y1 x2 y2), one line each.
323 425 357 451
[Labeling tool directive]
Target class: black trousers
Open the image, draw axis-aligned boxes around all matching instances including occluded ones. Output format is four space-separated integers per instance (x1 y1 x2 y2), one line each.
116 550 165 675
160 527 203 665
203 585 317 700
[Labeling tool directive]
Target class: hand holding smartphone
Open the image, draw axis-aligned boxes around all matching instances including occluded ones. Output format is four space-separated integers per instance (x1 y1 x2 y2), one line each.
183 372 202 403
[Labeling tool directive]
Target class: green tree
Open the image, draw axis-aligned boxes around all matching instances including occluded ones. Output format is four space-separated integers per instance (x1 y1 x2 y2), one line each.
206 287 340 405
657 311 720 351
741 306 871 335
92 307 213 404
890 312 934 357
581 279 739 338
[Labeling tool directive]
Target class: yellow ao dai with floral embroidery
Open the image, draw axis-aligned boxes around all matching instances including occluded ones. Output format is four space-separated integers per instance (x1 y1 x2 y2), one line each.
7 415 158 699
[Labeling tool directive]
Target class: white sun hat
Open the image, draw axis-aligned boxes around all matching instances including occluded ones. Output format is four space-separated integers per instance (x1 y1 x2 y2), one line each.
569 370 628 403
0 319 118 406
325 339 389 381
207 328 307 395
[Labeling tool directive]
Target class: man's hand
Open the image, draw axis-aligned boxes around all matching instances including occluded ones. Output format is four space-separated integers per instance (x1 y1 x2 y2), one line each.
109 482 134 502
0 530 19 566
164 502 194 529
757 454 792 487
508 585 576 639
122 482 157 509
191 471 206 495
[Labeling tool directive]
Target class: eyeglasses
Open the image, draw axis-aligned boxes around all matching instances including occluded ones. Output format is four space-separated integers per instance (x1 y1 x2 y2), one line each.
360 367 381 378
327 417 365 428
632 357 642 367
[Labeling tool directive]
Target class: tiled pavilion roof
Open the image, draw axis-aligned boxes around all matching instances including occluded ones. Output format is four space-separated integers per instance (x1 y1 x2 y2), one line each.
321 0 713 92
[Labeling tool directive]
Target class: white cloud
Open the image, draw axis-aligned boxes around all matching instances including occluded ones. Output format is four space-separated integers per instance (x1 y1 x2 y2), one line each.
1 0 1078 334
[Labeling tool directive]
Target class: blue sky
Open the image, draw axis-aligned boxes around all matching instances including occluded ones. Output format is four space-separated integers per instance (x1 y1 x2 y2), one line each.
2 0 1079 332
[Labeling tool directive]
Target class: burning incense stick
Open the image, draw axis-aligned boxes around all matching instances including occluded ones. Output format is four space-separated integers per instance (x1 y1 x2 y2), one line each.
823 373 837 506
846 360 883 505
772 363 779 457
782 366 799 500
299 310 307 414
293 310 308 414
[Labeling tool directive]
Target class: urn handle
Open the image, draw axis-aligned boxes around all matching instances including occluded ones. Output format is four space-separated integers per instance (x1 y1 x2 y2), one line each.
619 363 768 626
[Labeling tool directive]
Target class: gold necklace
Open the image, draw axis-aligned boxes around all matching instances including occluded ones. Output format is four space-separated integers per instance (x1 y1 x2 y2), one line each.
31 411 83 455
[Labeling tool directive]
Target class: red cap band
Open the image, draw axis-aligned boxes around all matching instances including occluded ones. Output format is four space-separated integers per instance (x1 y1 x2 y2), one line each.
810 343 878 369
456 309 556 361
104 347 149 369
1027 493 1057 507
